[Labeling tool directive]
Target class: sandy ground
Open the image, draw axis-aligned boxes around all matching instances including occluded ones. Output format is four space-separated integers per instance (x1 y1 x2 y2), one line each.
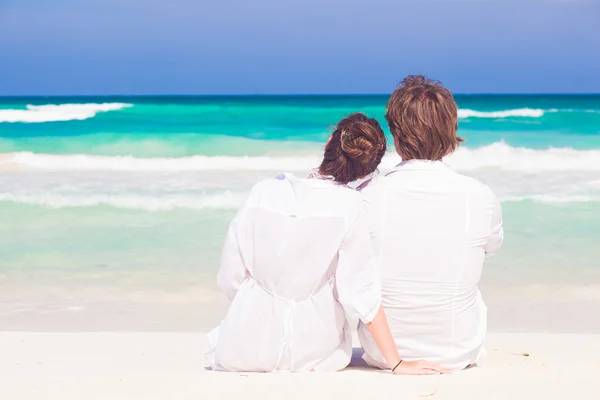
1 332 599 400
2 269 600 333
2 270 600 399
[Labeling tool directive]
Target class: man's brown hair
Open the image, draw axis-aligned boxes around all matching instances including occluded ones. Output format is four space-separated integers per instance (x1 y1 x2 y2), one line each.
319 113 386 184
385 75 463 161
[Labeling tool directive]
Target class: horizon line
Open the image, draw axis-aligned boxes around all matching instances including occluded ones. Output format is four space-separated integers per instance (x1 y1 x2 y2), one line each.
1 93 600 98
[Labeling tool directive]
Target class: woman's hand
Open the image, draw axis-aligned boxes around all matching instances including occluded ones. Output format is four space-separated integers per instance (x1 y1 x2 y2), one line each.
392 360 449 375
362 307 450 376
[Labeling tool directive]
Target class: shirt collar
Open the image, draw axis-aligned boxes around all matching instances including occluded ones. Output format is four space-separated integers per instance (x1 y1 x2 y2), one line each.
306 168 379 190
387 159 450 175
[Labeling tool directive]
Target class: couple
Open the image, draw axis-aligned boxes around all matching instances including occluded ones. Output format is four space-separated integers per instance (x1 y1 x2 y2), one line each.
206 75 503 375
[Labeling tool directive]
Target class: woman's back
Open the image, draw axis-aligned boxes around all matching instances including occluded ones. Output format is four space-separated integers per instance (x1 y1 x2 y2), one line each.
238 175 360 299
208 173 381 372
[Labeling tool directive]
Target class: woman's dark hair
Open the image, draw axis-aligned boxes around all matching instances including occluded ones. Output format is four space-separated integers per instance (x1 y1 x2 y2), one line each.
318 113 386 184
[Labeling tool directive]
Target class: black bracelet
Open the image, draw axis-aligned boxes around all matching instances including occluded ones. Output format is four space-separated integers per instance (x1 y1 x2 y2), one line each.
392 360 403 372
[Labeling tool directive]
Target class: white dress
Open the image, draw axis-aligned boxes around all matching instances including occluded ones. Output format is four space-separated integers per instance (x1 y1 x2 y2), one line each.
206 173 381 372
358 160 503 370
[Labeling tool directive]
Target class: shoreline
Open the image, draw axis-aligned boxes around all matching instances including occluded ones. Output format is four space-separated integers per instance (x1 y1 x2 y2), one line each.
2 268 600 333
2 294 600 333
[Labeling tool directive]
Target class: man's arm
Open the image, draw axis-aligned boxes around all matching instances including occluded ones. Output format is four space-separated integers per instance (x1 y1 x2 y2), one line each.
485 197 503 257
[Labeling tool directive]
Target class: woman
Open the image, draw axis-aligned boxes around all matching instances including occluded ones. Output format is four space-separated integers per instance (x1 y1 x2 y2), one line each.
206 113 446 375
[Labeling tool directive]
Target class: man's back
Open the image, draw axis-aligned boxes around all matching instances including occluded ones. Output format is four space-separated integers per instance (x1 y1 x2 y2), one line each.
359 160 503 369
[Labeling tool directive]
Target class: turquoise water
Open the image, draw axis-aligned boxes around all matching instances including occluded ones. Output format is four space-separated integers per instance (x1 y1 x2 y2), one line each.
1 95 600 285
2 96 600 155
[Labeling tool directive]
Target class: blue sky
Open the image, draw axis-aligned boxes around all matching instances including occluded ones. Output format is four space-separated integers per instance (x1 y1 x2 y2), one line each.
0 0 599 95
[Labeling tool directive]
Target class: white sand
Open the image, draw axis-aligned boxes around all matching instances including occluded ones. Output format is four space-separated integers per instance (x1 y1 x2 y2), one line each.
2 271 600 399
1 332 599 400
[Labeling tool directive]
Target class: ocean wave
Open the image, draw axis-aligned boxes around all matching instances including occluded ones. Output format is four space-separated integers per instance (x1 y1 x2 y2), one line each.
0 103 133 123
0 191 598 211
0 192 246 211
502 195 598 204
0 152 320 171
457 108 548 118
457 107 600 118
447 141 600 172
2 142 600 172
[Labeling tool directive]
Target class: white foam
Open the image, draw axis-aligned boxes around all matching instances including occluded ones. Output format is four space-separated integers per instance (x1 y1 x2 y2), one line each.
0 190 598 211
2 142 600 173
0 152 321 172
458 108 547 118
501 195 597 204
445 141 600 172
0 192 246 211
0 103 133 123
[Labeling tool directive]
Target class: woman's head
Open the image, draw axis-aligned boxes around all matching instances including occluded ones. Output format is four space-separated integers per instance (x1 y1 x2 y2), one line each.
318 113 386 184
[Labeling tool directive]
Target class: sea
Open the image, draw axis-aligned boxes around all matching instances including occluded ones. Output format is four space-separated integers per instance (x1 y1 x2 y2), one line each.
1 95 600 298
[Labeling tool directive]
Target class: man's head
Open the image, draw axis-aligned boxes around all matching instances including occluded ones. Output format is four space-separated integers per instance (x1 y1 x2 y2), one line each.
385 75 463 161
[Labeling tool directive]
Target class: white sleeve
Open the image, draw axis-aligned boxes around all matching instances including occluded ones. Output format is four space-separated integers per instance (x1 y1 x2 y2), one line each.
485 197 504 258
335 203 382 324
217 200 251 301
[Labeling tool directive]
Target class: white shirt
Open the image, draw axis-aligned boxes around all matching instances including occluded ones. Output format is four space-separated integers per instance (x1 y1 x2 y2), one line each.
206 173 381 372
358 160 503 370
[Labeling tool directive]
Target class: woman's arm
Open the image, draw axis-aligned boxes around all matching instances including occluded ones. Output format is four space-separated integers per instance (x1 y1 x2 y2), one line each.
217 199 251 301
365 306 448 375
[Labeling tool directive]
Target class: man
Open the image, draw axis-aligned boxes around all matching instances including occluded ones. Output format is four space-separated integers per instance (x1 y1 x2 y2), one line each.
359 75 503 370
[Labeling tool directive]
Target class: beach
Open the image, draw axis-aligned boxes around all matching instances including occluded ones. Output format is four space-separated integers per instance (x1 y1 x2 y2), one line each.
2 268 600 333
1 332 599 400
2 95 600 398
1 268 600 399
